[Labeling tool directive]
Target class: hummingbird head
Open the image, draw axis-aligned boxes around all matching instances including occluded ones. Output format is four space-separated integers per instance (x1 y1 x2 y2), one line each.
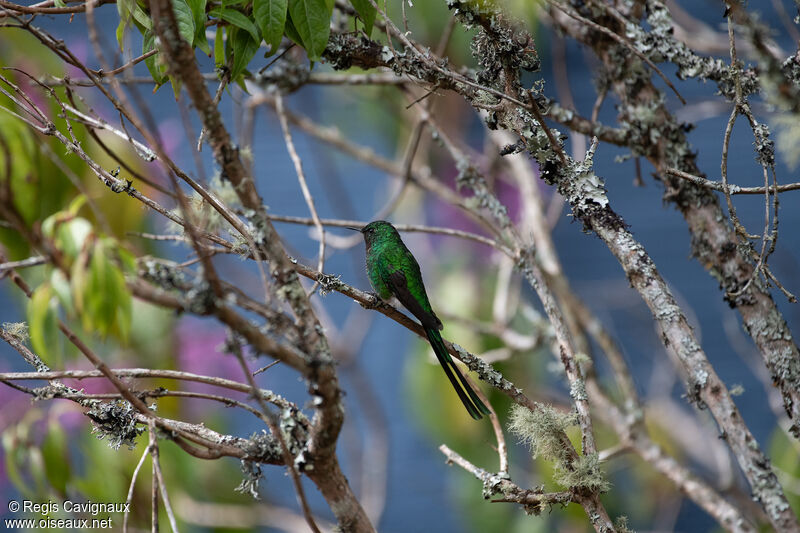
357 220 399 249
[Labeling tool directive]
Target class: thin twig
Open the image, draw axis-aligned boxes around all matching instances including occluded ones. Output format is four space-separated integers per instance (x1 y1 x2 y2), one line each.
275 92 326 296
149 420 180 533
123 444 150 533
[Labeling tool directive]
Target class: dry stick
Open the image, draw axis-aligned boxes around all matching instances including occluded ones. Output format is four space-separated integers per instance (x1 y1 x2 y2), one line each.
228 340 322 533
0 255 46 271
123 445 150 533
149 420 180 533
56 313 246 455
11 17 171 187
439 444 573 509
517 249 597 457
87 0 223 303
275 92 326 296
0 368 302 414
45 71 403 87
92 49 157 78
369 0 529 111
489 129 640 412
664 167 800 195
336 354 389 524
151 435 159 533
40 388 272 421
723 17 784 302
0 336 268 463
719 20 767 301
0 0 113 16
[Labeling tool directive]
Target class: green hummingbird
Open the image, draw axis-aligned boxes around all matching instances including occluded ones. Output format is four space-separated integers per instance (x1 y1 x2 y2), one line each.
351 220 491 420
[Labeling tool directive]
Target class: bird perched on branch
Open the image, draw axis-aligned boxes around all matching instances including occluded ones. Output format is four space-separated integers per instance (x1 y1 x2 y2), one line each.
350 220 490 420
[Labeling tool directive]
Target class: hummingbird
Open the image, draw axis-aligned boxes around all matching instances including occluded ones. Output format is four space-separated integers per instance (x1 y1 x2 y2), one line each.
350 220 490 420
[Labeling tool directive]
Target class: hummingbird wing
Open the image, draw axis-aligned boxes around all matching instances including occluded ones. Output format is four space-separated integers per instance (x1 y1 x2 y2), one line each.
382 267 443 331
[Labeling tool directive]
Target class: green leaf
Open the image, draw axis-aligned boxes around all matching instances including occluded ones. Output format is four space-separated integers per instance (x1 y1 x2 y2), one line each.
41 420 71 494
253 0 287 55
196 33 212 55
50 269 74 317
86 243 113 335
3 434 27 497
53 0 66 6
214 26 226 67
172 0 196 44
287 0 331 61
283 14 304 47
186 0 206 33
116 21 126 51
56 218 93 261
143 31 167 87
229 27 260 82
348 0 375 36
211 8 260 42
70 251 88 314
83 241 132 340
116 0 135 49
187 0 211 53
169 74 183 99
131 3 153 31
117 247 137 273
27 282 60 366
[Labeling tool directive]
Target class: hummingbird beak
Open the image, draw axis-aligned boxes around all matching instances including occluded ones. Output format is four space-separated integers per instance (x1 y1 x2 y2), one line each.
345 226 363 232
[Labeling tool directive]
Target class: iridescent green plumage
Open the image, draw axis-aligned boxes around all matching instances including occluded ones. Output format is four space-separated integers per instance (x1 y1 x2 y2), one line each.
356 220 490 420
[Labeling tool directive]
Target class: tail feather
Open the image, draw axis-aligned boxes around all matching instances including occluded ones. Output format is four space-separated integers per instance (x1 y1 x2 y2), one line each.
425 328 491 420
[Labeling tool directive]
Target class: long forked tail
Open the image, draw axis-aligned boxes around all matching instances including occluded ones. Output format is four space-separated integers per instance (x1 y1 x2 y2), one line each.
425 327 491 420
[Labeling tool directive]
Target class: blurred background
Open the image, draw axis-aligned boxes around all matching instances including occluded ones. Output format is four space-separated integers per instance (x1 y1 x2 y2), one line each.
1 1 799 531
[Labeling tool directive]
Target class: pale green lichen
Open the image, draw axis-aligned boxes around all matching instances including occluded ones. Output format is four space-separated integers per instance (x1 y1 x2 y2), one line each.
508 403 576 466
2 322 29 342
558 453 611 493
509 403 610 492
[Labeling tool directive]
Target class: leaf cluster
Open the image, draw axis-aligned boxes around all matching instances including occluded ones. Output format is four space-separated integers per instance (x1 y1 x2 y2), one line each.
117 0 377 93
